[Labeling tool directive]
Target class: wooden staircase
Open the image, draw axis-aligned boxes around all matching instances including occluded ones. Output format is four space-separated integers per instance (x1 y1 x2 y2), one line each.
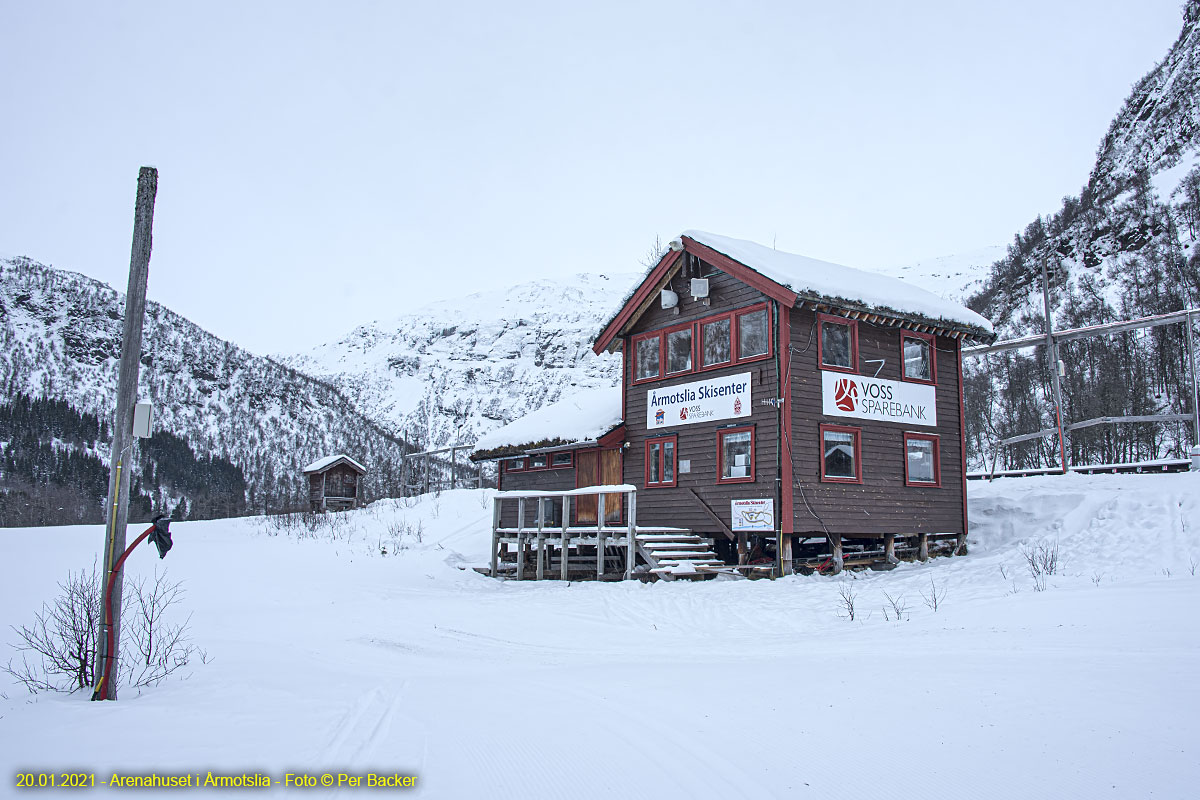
636 532 722 579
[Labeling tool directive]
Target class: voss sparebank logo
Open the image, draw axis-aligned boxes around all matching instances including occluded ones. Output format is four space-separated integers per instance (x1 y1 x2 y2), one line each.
834 378 858 412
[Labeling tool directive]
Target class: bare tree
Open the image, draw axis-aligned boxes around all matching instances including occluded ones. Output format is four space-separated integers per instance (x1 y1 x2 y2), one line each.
921 575 947 612
836 580 858 621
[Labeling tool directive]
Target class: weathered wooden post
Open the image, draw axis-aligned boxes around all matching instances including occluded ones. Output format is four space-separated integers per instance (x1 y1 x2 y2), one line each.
515 497 526 580
93 167 157 702
490 496 502 577
830 533 844 574
596 493 606 579
625 490 636 579
560 495 572 580
1041 259 1068 472
884 533 898 565
918 533 930 562
450 447 457 490
535 497 546 580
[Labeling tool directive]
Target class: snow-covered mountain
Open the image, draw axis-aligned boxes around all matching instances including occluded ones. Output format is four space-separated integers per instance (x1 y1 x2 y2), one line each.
964 1 1200 469
0 256 412 512
284 272 638 450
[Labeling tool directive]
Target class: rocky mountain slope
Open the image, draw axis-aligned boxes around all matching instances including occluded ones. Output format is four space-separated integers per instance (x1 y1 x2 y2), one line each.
0 256 413 516
284 272 638 450
964 1 1200 469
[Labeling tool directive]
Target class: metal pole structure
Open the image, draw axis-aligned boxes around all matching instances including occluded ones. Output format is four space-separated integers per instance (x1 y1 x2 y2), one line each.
1041 260 1068 473
1187 309 1199 448
93 167 157 701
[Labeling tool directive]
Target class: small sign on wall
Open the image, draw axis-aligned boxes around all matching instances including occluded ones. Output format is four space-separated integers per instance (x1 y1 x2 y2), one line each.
731 498 774 532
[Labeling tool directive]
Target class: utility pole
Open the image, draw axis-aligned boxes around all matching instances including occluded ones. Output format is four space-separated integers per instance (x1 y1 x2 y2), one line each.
93 167 158 701
1041 259 1068 473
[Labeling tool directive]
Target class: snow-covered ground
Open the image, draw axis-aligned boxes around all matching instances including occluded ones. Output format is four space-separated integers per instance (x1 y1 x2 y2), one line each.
2 472 1198 798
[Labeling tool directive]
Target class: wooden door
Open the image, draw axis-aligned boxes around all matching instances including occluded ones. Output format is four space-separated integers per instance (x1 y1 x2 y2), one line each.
575 449 623 524
576 451 599 523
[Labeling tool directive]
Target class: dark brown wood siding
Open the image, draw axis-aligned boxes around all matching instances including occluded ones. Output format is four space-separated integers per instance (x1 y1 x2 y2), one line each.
496 465 576 528
622 264 780 537
787 306 964 536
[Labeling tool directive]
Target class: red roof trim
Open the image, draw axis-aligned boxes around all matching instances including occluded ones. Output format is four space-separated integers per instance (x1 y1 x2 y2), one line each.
681 237 799 307
597 425 626 449
593 249 683 354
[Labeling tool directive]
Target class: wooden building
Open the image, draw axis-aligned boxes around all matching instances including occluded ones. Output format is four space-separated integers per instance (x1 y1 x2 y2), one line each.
478 230 995 576
303 454 366 512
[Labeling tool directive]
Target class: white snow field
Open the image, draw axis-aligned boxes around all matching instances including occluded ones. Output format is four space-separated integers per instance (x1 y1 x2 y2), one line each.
2 472 1198 799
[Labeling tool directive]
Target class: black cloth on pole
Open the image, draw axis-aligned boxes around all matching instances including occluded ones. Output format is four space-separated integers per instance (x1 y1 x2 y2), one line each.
148 515 173 559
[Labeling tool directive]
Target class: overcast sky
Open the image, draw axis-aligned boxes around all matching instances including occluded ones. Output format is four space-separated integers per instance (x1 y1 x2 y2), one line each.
0 1 1186 355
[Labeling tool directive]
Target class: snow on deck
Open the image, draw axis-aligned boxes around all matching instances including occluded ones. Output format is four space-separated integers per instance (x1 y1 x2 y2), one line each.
684 229 995 334
472 385 622 456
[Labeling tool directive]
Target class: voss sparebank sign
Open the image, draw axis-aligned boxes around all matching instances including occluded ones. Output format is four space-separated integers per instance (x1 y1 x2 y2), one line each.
821 370 936 427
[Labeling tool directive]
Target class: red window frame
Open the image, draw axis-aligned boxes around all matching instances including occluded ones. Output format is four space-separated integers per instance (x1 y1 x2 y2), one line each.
505 458 527 472
903 432 941 487
550 451 574 468
819 423 863 484
698 313 734 371
631 330 663 384
817 313 859 374
664 321 695 376
645 434 678 488
900 330 937 385
629 302 773 384
527 453 549 470
716 425 755 484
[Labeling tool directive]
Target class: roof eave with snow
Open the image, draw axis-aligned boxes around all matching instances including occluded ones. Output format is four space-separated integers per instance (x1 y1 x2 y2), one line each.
302 454 367 474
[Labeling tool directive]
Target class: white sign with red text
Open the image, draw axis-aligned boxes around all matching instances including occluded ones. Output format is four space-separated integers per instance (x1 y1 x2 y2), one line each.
646 372 752 429
821 370 937 427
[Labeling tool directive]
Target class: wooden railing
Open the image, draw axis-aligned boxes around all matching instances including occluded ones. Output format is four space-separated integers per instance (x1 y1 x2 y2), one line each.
491 484 638 580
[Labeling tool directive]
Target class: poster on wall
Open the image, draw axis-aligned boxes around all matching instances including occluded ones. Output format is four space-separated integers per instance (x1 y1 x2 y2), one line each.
646 372 752 430
820 370 937 427
731 498 774 532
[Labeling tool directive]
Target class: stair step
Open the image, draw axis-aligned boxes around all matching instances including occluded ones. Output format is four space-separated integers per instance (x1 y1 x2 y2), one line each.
646 550 718 558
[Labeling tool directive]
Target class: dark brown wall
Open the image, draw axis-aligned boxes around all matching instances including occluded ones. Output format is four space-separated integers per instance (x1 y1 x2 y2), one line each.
496 465 576 528
622 264 781 537
788 306 964 536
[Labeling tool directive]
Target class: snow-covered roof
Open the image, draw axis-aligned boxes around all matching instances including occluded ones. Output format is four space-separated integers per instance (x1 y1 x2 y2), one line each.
303 454 366 474
682 230 995 335
472 386 623 459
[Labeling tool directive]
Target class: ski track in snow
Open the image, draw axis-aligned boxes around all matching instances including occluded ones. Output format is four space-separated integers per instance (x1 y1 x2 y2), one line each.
1 477 1198 798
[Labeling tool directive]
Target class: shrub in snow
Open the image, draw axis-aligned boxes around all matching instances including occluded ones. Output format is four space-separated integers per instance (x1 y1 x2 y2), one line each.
3 562 201 695
1021 539 1060 592
921 575 947 612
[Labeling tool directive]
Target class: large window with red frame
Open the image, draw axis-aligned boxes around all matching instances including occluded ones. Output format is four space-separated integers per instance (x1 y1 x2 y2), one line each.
904 432 941 487
901 330 936 384
819 314 858 373
631 303 771 384
819 424 861 483
645 435 677 488
717 425 755 484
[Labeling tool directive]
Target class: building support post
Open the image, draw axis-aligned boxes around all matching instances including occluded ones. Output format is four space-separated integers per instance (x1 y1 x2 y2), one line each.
918 533 930 562
561 496 571 580
780 535 793 576
535 498 545 581
884 533 898 565
490 497 501 577
93 167 157 702
830 533 843 574
737 533 748 566
625 491 636 580
1041 259 1068 472
596 494 606 579
515 498 526 580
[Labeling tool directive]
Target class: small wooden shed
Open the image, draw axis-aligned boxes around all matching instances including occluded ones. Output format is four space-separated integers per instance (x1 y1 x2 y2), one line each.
303 454 366 512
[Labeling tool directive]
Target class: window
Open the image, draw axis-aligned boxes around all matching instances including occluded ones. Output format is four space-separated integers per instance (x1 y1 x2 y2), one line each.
505 458 526 472
551 451 574 468
630 304 772 382
646 435 677 487
701 316 731 367
901 331 936 384
666 326 693 374
819 314 858 373
634 333 661 382
904 433 940 487
717 425 755 484
528 453 548 470
820 424 861 483
737 307 769 359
